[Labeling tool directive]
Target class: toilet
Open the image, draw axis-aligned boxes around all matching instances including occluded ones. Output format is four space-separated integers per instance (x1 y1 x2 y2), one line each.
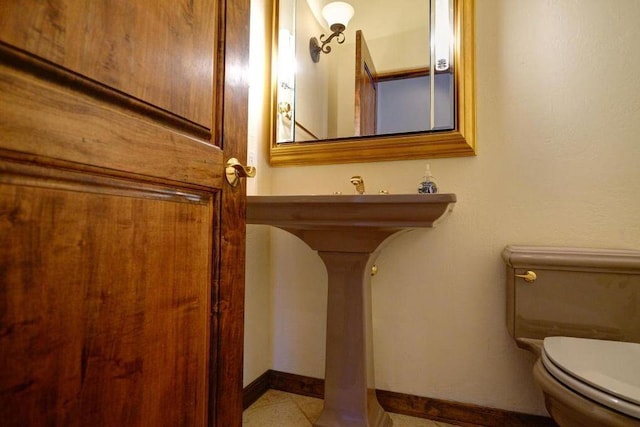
503 246 640 427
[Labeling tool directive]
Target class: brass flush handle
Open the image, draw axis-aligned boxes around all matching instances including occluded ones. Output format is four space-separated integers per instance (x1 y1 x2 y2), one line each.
515 270 537 283
225 157 256 187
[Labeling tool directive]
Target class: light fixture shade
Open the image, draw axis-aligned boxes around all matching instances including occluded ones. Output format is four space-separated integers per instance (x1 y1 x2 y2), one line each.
321 2 355 29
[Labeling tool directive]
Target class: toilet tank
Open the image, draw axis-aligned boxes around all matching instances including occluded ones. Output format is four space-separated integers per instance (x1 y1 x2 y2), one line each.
503 246 640 349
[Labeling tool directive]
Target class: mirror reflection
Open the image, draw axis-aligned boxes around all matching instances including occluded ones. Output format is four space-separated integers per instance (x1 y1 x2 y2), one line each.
276 0 455 143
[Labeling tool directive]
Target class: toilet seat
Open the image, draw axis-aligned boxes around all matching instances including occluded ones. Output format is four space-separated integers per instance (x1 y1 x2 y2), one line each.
542 337 640 419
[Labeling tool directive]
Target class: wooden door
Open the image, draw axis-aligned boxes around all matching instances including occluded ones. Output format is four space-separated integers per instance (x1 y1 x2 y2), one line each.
354 30 377 136
0 0 249 426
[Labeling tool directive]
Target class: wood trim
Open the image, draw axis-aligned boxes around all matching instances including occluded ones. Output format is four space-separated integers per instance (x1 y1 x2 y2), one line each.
376 67 452 82
267 370 325 400
376 389 557 427
243 371 272 410
0 158 212 204
376 67 430 81
244 370 556 427
212 0 251 425
0 42 211 140
0 43 223 189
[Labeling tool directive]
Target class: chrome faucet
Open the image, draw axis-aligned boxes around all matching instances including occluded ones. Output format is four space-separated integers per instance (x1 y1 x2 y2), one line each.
350 176 365 194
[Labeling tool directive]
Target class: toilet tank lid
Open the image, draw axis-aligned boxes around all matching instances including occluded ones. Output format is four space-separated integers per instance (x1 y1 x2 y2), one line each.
544 337 640 405
502 246 640 273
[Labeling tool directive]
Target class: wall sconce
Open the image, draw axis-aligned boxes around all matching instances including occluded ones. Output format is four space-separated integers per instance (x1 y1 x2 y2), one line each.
309 1 355 63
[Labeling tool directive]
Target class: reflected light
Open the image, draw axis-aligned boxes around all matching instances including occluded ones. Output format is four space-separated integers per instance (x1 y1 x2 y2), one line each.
434 0 453 71
278 29 296 90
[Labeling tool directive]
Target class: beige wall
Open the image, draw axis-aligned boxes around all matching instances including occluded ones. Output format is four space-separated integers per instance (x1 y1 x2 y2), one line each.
245 0 640 415
367 27 429 73
244 0 274 386
294 0 329 140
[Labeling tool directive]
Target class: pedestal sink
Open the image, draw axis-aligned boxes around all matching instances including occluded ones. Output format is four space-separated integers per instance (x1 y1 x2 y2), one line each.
247 194 456 427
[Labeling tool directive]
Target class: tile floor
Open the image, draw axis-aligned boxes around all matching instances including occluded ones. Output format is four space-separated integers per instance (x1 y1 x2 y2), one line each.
243 389 459 427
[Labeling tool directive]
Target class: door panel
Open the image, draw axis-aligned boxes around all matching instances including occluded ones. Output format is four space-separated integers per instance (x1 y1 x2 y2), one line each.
0 0 216 128
0 161 212 426
0 49 221 188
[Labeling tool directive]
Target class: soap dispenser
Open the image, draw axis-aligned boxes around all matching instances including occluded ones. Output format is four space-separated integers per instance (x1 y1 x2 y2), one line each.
418 164 438 194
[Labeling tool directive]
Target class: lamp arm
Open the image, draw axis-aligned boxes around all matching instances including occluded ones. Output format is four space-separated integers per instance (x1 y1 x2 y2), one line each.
318 30 346 53
309 23 347 63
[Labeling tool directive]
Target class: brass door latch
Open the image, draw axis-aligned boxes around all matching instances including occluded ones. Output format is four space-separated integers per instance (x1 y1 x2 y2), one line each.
225 157 256 187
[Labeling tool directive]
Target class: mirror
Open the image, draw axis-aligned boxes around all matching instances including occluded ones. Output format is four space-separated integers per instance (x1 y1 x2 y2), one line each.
270 0 475 166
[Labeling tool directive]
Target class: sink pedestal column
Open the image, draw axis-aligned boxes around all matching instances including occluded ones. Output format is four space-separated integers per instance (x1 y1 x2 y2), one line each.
284 228 400 427
313 250 391 427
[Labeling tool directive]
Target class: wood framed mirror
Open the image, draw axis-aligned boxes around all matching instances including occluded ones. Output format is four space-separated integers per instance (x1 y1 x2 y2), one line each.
269 0 475 166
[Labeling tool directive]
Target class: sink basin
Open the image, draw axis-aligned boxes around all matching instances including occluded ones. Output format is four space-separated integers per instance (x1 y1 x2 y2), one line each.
247 193 456 427
247 193 456 231
248 194 456 253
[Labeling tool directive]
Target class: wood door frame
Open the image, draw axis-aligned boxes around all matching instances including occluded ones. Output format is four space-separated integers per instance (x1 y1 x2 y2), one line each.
354 30 377 136
211 0 251 425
